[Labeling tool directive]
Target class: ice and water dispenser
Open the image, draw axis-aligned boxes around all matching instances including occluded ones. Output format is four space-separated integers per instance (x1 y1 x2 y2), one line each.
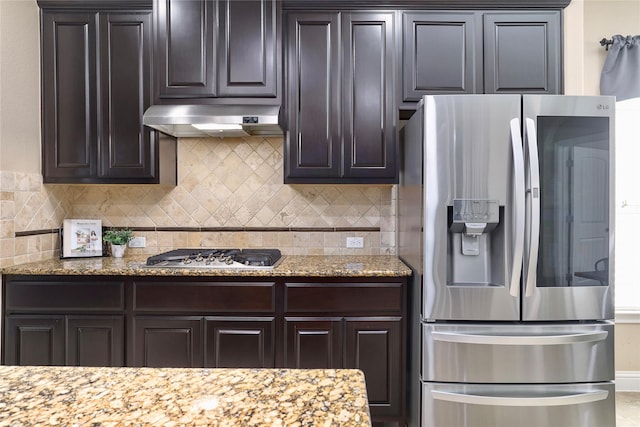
448 199 506 287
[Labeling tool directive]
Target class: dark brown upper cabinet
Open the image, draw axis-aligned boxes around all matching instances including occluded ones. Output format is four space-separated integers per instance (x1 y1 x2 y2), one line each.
217 0 279 98
41 11 98 182
401 10 561 107
284 11 397 184
39 4 176 184
154 0 216 98
402 12 482 101
483 11 561 94
154 0 280 102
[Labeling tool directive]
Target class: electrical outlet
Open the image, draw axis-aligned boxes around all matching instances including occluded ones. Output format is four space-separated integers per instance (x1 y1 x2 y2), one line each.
128 236 146 248
346 237 364 248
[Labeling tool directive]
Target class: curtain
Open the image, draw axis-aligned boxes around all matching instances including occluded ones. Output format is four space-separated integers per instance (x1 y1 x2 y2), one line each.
600 35 640 101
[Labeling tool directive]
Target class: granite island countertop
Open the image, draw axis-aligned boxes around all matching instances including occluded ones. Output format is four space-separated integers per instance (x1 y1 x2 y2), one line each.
0 366 371 426
0 255 411 278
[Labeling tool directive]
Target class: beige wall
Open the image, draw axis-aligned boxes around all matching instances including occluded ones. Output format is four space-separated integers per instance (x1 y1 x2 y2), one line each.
563 0 586 95
0 1 63 266
565 0 640 96
616 322 640 372
583 0 640 96
0 0 40 173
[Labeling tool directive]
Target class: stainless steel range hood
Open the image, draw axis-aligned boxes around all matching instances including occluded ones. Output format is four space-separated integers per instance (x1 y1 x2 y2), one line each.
142 104 283 138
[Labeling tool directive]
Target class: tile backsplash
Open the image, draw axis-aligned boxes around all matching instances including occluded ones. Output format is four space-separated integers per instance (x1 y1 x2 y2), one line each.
0 137 396 266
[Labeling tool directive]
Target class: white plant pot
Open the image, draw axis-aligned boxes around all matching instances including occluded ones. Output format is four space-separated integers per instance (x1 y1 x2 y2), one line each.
110 243 127 258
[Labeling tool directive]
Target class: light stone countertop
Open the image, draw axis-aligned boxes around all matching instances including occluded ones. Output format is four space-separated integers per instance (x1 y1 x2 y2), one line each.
0 366 371 427
0 255 411 277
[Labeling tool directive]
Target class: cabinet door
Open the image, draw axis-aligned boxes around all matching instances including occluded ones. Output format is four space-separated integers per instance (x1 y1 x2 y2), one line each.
483 12 561 94
342 12 396 181
284 317 343 369
5 316 65 366
98 12 155 181
217 0 279 97
205 317 275 368
155 0 216 98
402 12 481 101
66 316 125 367
134 317 204 367
345 317 403 420
41 12 98 181
285 12 341 181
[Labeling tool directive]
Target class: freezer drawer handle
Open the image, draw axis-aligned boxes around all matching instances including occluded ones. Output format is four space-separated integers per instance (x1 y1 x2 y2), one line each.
431 390 609 407
432 331 608 345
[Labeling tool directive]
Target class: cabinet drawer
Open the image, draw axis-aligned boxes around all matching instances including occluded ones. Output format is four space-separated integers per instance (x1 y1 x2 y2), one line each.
285 282 403 313
134 281 276 312
5 279 124 312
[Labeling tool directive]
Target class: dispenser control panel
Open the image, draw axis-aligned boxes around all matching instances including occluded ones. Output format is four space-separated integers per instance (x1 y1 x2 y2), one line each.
452 199 499 223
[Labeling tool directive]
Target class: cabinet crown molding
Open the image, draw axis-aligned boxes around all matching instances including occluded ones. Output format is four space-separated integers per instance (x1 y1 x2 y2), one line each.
37 0 572 12
282 0 571 9
37 0 152 10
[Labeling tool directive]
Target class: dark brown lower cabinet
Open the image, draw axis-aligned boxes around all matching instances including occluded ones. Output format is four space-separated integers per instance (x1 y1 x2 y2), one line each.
133 316 277 368
205 317 275 368
345 318 402 422
285 317 343 369
66 316 125 367
5 315 124 367
5 316 64 366
134 316 204 367
3 275 406 426
283 280 406 426
285 316 403 424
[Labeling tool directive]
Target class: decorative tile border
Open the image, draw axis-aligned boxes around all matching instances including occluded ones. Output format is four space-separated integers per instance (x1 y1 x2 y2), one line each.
14 226 381 237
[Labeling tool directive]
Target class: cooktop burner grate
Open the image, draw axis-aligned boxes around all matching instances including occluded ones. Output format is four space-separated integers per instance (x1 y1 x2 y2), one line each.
145 248 283 269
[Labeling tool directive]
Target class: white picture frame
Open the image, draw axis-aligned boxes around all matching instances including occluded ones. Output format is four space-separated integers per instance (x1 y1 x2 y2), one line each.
61 219 103 258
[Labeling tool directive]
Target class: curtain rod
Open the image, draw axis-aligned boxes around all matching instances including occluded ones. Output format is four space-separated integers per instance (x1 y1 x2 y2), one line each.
600 38 613 51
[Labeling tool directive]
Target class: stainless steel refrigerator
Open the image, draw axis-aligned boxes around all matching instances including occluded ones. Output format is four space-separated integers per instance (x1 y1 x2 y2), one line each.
398 95 615 427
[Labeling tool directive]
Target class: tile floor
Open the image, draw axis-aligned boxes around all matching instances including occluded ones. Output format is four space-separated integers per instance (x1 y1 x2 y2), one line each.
617 393 640 427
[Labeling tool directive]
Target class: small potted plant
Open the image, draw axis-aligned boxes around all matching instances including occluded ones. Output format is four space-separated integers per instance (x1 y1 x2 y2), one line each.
103 228 134 258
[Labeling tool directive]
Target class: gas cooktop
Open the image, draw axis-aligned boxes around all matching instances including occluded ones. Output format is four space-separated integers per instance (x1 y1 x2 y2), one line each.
145 248 283 269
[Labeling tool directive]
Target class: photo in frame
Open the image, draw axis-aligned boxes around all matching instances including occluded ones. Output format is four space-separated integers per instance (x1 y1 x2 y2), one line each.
61 219 103 258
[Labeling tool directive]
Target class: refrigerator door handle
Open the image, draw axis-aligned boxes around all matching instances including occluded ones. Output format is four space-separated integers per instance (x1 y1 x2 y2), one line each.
509 118 526 297
431 390 609 407
432 330 608 345
524 118 541 297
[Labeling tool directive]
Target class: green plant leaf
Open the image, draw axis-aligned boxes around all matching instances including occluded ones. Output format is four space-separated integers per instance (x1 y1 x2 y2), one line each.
103 228 134 245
